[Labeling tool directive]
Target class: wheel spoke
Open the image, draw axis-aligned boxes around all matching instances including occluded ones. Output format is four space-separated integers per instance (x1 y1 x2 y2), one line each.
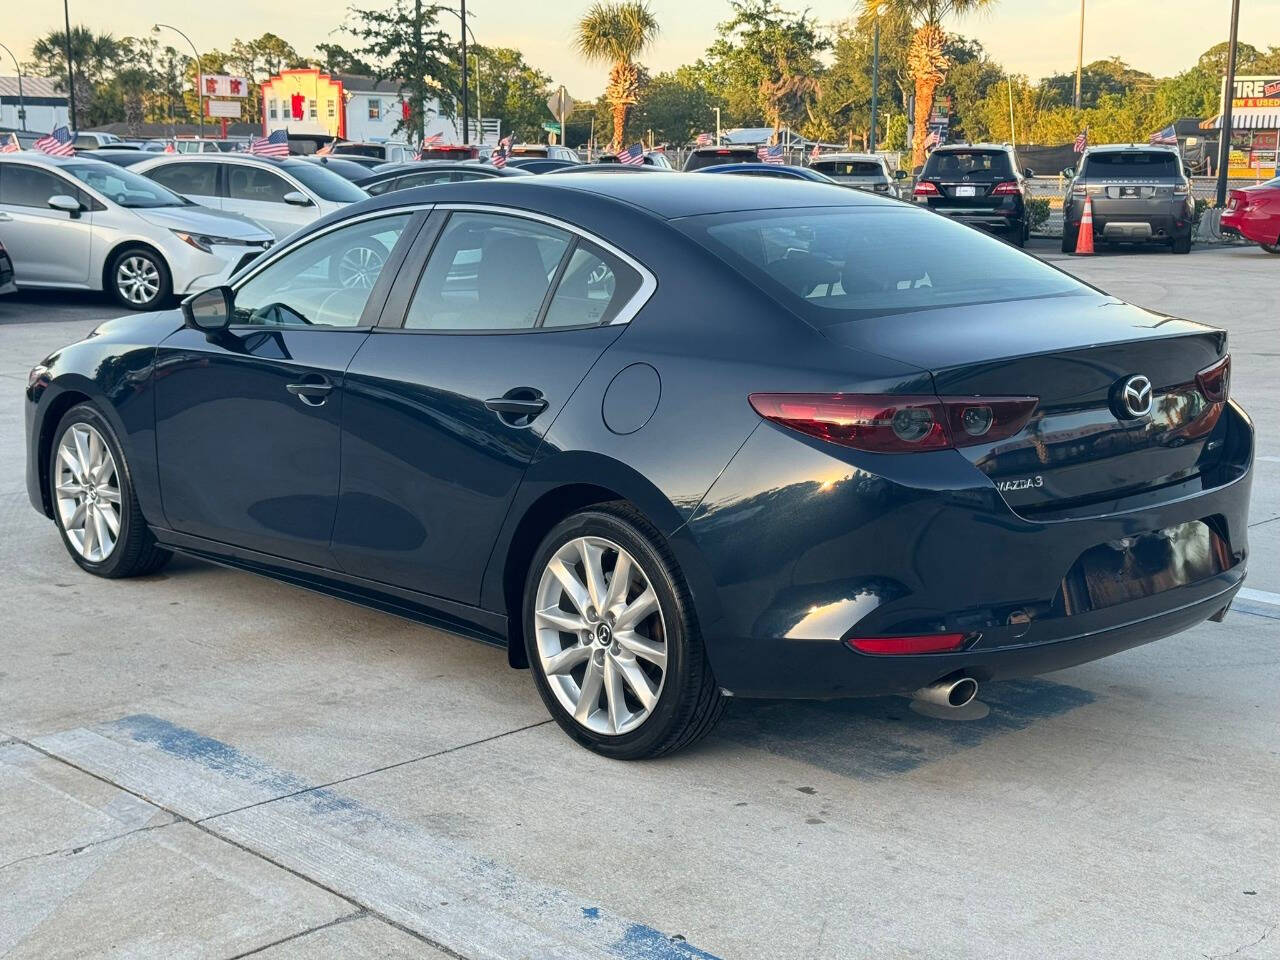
73 430 94 481
535 607 588 635
614 629 666 671
59 445 84 483
98 503 120 536
575 657 603 723
93 507 114 554
81 506 98 557
68 500 87 531
543 642 591 676
56 481 83 498
547 557 591 618
615 587 658 631
615 656 658 711
97 484 121 505
602 552 632 613
603 655 627 732
577 539 608 612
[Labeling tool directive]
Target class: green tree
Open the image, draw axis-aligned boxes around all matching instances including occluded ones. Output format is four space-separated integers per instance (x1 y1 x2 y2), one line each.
314 42 374 76
1039 57 1155 108
345 0 455 141
859 0 997 169
633 64 725 145
575 1 660 150
31 26 128 128
465 45 553 143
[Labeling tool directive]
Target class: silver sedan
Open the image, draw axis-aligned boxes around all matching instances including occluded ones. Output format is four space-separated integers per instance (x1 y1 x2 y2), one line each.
0 153 274 310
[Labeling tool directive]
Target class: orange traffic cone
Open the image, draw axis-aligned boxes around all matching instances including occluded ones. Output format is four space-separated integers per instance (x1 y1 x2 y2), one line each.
1074 195 1095 255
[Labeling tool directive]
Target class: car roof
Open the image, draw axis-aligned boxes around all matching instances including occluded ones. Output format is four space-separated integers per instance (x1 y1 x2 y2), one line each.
0 152 87 167
360 170 887 220
366 162 528 179
931 143 1013 152
812 152 883 162
1084 144 1179 154
690 144 757 153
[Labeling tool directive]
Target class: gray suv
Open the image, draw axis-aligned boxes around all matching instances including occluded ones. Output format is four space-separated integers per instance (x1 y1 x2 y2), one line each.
808 152 906 197
1062 145 1193 253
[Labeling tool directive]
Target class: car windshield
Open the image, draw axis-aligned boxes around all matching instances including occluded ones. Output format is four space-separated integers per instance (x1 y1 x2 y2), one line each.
280 162 370 203
923 150 1014 181
812 160 883 177
683 207 1088 323
61 163 189 208
1081 152 1180 178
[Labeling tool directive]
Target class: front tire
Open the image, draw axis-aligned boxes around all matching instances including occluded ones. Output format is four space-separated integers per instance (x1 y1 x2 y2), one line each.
524 504 725 759
109 246 172 310
49 404 171 578
1172 234 1192 254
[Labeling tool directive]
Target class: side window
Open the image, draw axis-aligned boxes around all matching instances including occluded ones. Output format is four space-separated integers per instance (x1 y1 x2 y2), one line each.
147 162 218 197
0 165 73 208
542 240 643 328
228 166 292 203
232 213 411 328
404 212 571 330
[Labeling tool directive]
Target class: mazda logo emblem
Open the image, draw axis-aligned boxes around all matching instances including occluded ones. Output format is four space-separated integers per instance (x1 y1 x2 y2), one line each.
1118 375 1153 419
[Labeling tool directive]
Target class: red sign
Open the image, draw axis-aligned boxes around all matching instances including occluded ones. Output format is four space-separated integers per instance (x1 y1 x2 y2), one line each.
1265 79 1280 98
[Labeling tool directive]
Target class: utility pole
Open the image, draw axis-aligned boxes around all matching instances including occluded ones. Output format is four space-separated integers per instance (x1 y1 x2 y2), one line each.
460 0 468 143
1215 0 1242 205
870 18 880 152
0 43 25 130
155 24 204 139
62 0 77 131
1074 0 1085 109
714 106 721 144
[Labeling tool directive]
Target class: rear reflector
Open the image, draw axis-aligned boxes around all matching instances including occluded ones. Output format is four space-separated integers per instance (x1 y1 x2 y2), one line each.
748 393 1038 453
1196 354 1230 403
848 634 966 655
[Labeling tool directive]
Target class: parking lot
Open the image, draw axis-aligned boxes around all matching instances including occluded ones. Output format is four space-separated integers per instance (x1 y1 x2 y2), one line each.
1 239 1277 960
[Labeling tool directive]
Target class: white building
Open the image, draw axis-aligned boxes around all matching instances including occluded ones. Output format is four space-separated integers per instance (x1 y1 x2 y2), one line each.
0 76 71 133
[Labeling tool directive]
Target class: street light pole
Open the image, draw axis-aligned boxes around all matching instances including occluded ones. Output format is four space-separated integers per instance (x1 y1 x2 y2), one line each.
63 0 77 131
869 18 880 152
154 23 203 139
460 0 468 143
1215 0 1242 205
1074 0 1085 110
0 42 25 130
714 106 721 144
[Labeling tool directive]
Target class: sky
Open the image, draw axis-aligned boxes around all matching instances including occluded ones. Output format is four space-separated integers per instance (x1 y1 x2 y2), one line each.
7 0 1280 100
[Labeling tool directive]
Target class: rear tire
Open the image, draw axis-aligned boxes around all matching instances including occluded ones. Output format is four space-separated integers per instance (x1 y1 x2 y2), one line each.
108 246 172 311
1262 239 1280 254
1172 234 1192 255
523 503 725 759
1061 229 1077 254
49 403 171 578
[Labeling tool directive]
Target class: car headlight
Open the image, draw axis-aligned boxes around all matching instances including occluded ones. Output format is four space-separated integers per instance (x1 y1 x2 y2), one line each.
27 363 50 390
171 230 263 254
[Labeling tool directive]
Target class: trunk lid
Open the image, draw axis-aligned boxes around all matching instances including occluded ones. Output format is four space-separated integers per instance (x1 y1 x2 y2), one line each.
824 294 1229 514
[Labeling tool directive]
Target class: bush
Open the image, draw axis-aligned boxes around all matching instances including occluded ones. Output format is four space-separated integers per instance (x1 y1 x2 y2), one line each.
1027 197 1051 233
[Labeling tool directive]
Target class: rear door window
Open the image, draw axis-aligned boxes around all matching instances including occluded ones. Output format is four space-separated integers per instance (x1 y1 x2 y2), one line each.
0 164 77 207
147 161 218 197
923 150 1013 181
228 166 293 203
1081 152 1181 178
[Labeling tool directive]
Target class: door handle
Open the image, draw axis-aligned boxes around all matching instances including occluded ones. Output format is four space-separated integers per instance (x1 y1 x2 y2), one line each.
286 377 333 407
485 389 548 426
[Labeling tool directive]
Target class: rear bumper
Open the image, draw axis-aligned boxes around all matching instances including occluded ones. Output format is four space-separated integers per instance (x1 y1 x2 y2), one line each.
1220 208 1276 246
923 205 1023 232
1066 199 1193 241
681 402 1253 699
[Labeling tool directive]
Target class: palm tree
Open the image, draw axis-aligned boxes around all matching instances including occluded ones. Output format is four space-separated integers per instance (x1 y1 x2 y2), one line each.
575 1 659 150
860 0 996 169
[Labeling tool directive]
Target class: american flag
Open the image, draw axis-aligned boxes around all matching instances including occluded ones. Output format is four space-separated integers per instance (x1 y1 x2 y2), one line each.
315 140 333 156
423 133 444 147
1149 124 1178 146
924 130 941 150
1073 129 1088 153
695 132 712 146
249 129 290 158
757 144 784 165
810 143 820 162
34 126 74 157
491 134 512 168
0 132 20 154
163 141 176 154
618 142 646 165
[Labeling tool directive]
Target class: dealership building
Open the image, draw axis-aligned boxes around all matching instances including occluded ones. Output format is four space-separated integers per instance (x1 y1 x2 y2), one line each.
1201 74 1280 179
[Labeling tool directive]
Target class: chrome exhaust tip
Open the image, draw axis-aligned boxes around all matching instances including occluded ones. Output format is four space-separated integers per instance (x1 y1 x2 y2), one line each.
913 676 979 709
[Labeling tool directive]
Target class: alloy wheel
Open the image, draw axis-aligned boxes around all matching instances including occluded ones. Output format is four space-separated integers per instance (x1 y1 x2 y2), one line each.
337 244 386 288
534 536 668 736
116 255 161 305
55 422 122 563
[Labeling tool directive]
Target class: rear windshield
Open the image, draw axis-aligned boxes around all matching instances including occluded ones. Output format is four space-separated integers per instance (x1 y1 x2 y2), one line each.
682 207 1087 323
1081 152 1180 178
922 150 1013 181
280 161 369 202
683 149 757 171
812 160 883 177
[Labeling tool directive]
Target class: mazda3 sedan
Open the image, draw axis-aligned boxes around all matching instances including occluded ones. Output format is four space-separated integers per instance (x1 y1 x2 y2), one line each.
23 175 1253 758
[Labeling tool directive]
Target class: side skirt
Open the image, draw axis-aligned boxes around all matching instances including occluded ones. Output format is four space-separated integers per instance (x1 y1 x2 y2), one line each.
151 526 508 648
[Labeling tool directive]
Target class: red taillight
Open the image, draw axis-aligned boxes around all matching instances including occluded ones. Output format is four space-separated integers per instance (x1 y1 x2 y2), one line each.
748 393 1038 453
1196 354 1230 403
913 180 939 196
991 180 1020 196
848 633 967 655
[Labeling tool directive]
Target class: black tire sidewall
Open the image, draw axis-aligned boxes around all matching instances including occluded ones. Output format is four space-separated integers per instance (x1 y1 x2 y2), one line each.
109 247 172 311
523 508 697 759
49 403 142 577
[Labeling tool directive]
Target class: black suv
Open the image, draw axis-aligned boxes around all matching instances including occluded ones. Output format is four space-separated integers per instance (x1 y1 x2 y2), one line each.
682 145 760 171
1062 145 1193 254
912 143 1032 246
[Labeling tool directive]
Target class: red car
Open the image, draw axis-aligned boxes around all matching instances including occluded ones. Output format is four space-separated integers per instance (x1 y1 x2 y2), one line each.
1221 177 1280 253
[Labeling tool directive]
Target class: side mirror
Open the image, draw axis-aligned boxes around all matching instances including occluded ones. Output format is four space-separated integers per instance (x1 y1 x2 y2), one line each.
1023 167 1035 178
282 190 313 207
894 169 908 180
182 285 233 333
1060 167 1075 179
48 194 82 216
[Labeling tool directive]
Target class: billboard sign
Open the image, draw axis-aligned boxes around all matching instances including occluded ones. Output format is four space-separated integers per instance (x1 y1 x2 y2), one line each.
201 75 252 98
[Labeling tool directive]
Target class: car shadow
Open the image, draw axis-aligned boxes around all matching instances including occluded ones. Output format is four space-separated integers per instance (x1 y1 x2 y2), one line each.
706 678 1096 779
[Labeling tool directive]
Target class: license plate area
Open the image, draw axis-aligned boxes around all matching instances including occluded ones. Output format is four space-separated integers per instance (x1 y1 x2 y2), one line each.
1106 185 1153 199
954 185 977 197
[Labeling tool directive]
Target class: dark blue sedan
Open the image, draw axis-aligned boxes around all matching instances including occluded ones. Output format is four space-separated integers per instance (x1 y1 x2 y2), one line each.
23 174 1252 758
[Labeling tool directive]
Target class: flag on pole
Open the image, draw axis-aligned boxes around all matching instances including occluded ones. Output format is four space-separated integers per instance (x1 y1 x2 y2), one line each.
315 140 334 156
163 141 176 154
1149 124 1178 146
423 132 445 147
695 132 712 146
618 142 646 165
248 129 290 158
491 133 512 168
757 144 784 165
809 143 820 162
924 130 941 150
1073 129 1088 153
0 132 20 153
34 126 74 157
